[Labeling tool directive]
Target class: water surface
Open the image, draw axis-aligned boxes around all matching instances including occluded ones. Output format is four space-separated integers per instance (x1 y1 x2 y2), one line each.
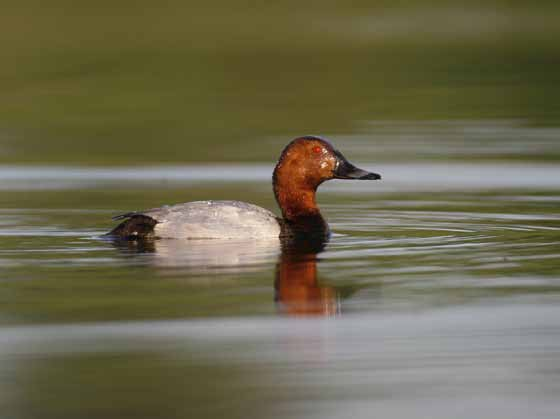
2 2 560 416
1 139 559 417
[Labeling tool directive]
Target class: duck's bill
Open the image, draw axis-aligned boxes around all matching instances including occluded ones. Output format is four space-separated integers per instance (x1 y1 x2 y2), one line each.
336 166 381 180
333 153 381 180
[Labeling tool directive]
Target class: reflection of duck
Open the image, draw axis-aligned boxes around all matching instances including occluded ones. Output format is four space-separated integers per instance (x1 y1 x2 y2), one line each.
275 237 339 316
110 235 338 317
107 136 380 239
111 237 280 273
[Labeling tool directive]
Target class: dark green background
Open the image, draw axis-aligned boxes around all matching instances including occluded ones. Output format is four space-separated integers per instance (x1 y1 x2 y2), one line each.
1 0 559 164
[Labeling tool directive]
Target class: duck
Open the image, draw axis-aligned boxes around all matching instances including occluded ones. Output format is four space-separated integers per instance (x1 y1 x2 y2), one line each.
107 136 381 239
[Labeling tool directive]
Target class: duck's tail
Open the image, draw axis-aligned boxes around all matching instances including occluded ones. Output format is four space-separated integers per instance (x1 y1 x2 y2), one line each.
105 213 158 239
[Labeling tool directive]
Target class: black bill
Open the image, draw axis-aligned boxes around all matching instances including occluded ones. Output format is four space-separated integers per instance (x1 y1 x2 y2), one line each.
333 150 381 180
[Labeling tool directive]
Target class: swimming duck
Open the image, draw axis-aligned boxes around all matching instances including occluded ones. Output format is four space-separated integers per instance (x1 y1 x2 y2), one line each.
108 136 381 239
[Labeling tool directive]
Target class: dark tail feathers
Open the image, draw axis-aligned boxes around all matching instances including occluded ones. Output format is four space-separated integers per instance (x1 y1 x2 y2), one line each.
106 214 158 239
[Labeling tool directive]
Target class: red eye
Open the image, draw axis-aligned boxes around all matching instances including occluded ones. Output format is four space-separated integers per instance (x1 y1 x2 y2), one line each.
312 146 322 154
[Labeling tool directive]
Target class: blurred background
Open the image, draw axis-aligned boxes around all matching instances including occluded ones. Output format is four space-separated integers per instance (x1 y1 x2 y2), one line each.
1 0 559 164
2 2 560 419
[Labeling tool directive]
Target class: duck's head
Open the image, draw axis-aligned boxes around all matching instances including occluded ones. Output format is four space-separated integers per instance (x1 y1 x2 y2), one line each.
273 136 381 223
273 136 381 189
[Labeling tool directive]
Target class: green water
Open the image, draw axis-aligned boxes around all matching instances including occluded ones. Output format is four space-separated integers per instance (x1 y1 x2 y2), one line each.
1 168 560 323
1 165 560 418
2 2 560 418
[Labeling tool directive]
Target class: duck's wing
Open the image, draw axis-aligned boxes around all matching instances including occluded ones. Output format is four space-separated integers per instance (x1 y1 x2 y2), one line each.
107 201 281 239
147 201 281 239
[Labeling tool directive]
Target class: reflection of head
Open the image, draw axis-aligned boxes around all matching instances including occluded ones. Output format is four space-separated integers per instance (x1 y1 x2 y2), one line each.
275 236 339 317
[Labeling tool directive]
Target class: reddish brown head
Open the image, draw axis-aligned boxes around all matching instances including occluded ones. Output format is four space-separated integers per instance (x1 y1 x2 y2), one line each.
273 136 380 231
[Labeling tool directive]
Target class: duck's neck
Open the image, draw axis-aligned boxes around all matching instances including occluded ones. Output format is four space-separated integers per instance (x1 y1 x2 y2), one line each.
273 173 327 234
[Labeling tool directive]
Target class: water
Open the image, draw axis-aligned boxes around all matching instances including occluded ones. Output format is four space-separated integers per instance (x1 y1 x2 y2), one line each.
1 126 560 417
2 2 560 414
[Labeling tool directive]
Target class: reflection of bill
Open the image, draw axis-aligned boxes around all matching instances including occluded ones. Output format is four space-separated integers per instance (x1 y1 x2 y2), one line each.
275 237 340 317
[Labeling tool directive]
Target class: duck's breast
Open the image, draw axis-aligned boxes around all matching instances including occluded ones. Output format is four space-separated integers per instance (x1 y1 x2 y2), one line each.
146 200 281 239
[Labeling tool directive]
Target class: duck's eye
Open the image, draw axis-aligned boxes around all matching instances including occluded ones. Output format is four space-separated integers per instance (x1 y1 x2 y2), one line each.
312 146 322 154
